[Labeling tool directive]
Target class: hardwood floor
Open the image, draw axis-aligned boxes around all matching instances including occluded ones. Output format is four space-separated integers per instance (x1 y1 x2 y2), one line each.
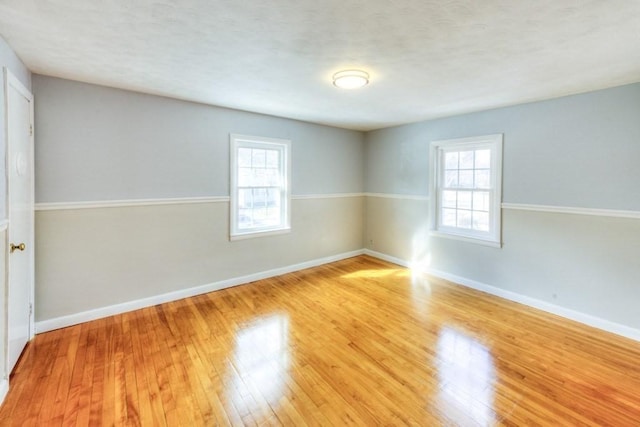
1 255 639 426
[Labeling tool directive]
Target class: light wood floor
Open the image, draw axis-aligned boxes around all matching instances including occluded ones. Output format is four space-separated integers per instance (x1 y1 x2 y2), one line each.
1 255 639 426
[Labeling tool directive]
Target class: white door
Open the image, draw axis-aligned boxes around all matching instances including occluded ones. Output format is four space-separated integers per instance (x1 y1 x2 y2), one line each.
5 68 34 374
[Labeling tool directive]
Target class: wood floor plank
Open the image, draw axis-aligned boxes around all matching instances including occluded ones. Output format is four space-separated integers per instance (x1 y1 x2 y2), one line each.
72 326 98 427
132 308 168 427
60 324 90 426
34 326 77 425
1 255 640 425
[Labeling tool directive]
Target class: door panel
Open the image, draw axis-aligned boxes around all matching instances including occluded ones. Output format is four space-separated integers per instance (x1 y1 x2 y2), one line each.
5 69 34 374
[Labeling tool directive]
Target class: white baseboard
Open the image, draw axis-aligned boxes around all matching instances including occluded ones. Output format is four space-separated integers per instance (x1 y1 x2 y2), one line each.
0 379 8 407
36 249 365 333
35 247 640 343
363 249 411 268
364 249 640 343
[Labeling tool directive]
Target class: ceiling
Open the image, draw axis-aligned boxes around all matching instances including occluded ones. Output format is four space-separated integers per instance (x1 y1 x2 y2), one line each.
1 1 639 131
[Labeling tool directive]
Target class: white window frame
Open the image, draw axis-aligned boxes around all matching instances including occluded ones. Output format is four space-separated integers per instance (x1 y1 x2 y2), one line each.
230 134 291 240
429 134 503 247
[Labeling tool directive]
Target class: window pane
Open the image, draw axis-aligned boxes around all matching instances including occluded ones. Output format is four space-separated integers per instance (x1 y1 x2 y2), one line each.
238 189 253 208
238 167 252 186
473 211 490 231
457 191 472 209
442 190 457 208
475 149 491 168
266 188 280 208
265 208 280 226
445 152 459 169
442 208 456 227
238 208 253 229
459 170 473 188
238 148 252 167
445 170 458 187
473 191 490 212
253 188 267 208
457 210 472 229
252 207 267 226
459 151 474 169
266 150 279 168
254 168 268 186
252 149 266 167
265 189 281 226
475 169 491 189
266 168 280 186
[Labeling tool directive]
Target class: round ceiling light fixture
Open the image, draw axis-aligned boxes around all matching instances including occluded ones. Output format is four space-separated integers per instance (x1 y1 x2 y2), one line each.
332 70 369 89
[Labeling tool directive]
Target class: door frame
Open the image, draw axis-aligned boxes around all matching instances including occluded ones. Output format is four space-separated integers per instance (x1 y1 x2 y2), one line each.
3 67 35 378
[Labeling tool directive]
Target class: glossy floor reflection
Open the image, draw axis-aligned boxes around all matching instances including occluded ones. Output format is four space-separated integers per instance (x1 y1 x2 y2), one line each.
1 255 640 425
436 327 496 426
229 315 290 416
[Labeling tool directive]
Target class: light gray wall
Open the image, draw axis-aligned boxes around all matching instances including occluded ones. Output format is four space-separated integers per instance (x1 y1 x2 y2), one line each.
366 83 640 210
33 76 365 322
33 75 363 203
364 83 640 330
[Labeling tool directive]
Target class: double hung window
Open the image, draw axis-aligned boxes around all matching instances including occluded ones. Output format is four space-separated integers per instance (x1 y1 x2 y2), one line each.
230 134 291 240
430 134 503 246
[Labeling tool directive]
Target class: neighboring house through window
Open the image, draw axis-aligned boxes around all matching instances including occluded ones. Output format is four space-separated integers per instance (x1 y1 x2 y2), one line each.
430 134 503 247
230 134 291 240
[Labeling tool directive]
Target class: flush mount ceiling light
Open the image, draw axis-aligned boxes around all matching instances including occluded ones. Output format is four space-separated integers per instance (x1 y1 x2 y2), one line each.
332 70 369 89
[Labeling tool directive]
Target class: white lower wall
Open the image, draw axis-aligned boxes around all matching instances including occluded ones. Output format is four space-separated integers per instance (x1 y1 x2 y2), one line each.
35 196 364 323
364 195 640 339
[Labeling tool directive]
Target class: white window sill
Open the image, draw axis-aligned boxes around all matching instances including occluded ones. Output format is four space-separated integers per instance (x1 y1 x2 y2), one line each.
429 230 502 248
230 227 291 241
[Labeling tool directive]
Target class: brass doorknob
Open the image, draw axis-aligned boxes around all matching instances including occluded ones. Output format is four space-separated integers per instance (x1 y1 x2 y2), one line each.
10 243 25 253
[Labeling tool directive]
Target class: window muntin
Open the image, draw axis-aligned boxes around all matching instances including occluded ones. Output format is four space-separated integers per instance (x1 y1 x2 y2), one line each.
431 135 503 246
230 135 290 240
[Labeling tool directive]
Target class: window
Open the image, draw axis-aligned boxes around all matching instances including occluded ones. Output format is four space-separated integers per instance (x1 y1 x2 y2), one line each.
230 134 291 240
430 134 503 247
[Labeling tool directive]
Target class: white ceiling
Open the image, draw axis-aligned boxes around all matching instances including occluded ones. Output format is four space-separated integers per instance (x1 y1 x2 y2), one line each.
1 0 639 131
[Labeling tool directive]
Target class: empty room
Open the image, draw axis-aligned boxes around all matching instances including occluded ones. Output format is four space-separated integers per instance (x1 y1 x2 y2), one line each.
0 1 639 425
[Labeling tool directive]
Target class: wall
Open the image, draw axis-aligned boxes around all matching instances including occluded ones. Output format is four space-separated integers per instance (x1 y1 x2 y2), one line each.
364 83 640 334
0 35 31 400
33 75 364 325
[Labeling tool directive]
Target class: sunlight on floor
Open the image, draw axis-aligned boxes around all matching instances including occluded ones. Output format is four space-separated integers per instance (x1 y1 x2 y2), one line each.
341 268 410 279
409 270 432 317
